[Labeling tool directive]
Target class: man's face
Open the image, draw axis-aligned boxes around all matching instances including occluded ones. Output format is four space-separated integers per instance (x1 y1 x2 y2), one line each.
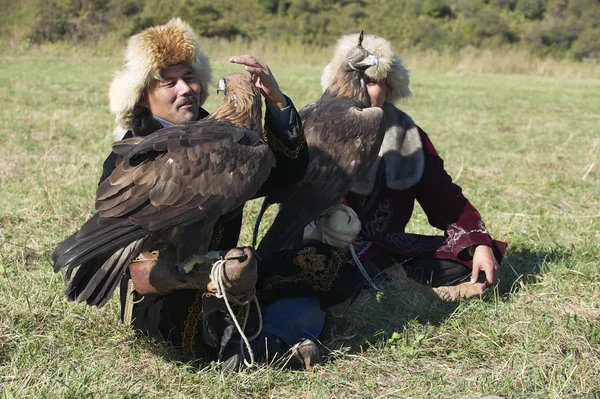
144 64 201 124
365 78 388 108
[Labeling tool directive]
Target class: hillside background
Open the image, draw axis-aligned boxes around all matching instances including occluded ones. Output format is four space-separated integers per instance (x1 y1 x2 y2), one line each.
1 0 599 60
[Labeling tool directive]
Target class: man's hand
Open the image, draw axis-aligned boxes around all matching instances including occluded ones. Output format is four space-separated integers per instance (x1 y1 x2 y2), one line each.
229 55 288 108
470 245 499 287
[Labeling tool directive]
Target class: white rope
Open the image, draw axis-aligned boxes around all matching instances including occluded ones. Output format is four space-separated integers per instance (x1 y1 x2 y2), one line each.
349 244 382 292
310 204 380 291
210 258 263 368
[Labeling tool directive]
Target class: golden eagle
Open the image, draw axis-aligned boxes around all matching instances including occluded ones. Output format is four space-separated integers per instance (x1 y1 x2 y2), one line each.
254 32 385 258
53 73 273 306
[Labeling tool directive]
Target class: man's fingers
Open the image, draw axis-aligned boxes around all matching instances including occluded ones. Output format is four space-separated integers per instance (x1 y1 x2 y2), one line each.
491 259 500 284
482 259 498 285
471 245 500 286
485 266 495 286
243 66 265 75
470 263 480 284
229 54 285 107
229 55 267 72
229 55 257 65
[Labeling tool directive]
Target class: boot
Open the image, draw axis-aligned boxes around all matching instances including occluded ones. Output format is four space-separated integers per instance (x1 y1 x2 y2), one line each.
220 332 320 372
432 281 485 301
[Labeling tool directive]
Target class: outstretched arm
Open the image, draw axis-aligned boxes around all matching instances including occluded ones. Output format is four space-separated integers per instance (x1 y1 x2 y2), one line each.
229 55 287 108
229 55 308 196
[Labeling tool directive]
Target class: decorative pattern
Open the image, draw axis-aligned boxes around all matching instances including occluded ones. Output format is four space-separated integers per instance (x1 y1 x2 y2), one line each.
444 220 490 250
351 235 373 258
262 246 347 292
264 130 306 159
181 291 218 356
181 291 203 356
208 222 224 251
361 198 393 237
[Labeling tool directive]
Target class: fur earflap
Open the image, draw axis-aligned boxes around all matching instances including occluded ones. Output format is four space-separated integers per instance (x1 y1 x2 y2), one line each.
109 18 211 136
321 33 411 104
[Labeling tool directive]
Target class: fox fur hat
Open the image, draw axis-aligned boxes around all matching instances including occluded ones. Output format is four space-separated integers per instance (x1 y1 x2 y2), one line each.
321 33 411 104
109 18 211 137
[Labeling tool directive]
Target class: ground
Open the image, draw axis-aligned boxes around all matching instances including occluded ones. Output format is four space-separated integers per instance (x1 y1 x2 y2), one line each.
0 48 598 398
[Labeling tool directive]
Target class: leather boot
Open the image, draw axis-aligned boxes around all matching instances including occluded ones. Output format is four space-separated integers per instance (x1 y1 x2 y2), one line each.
221 332 320 372
432 282 485 301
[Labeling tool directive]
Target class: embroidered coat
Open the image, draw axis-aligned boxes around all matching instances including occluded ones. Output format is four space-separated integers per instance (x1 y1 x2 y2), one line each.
344 104 507 268
99 99 310 356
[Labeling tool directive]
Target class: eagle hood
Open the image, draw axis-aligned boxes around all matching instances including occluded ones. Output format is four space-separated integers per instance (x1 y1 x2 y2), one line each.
320 34 422 193
109 18 211 138
321 33 411 104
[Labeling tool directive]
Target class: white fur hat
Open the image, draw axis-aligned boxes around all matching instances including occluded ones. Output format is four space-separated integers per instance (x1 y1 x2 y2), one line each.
109 18 211 135
321 33 411 104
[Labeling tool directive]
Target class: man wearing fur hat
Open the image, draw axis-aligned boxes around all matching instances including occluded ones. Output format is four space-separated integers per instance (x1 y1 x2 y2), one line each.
319 33 507 296
95 18 360 370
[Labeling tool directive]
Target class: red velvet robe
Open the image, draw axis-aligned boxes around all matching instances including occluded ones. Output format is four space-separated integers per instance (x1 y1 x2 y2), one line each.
344 127 507 268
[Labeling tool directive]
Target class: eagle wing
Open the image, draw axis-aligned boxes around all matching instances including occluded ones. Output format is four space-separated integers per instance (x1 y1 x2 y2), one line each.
53 120 274 305
96 121 272 231
256 100 384 258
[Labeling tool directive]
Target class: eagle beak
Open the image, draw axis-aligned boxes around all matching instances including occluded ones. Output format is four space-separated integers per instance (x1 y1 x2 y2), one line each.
353 54 379 71
216 78 226 95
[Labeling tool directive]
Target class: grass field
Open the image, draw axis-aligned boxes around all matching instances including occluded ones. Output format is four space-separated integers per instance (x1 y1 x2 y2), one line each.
0 48 599 398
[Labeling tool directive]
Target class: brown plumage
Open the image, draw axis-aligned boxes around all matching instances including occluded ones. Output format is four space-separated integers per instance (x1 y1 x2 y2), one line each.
53 73 274 306
255 32 386 258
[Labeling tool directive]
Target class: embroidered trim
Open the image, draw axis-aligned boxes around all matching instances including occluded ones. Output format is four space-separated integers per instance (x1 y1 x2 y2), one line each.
262 246 347 292
209 222 224 251
444 220 490 251
352 235 373 258
263 130 306 160
362 198 393 237
181 291 203 356
385 232 445 252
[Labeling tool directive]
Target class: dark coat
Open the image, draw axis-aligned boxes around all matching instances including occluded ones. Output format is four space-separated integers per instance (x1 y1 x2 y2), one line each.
101 100 308 251
344 127 507 268
107 100 309 354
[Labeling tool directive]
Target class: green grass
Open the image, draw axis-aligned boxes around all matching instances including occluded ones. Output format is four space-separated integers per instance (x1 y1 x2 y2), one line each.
0 50 599 399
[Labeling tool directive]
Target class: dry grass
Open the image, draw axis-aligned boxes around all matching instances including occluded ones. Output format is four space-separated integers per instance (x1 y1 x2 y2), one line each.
4 37 600 79
0 48 599 398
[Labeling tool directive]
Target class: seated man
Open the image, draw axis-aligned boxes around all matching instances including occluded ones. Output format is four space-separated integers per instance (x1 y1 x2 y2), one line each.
318 33 507 295
93 18 340 369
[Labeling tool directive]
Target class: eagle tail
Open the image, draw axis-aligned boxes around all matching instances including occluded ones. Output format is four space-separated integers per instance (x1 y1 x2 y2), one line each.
256 205 315 259
65 238 145 307
53 213 149 306
53 213 147 273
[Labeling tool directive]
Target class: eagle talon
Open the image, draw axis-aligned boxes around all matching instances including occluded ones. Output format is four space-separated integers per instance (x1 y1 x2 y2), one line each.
177 251 225 274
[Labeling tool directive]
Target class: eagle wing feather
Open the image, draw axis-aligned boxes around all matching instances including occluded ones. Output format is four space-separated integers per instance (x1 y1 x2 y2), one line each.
53 73 272 307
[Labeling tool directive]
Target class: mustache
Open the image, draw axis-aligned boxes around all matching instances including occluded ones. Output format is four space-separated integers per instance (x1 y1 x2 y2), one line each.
176 95 198 108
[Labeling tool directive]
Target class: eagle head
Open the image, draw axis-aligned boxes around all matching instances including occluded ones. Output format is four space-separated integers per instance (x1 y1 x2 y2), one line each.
325 31 379 104
345 31 379 73
209 73 263 133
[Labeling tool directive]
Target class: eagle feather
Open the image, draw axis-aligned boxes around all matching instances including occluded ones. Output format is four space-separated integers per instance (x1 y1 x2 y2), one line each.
254 32 386 259
53 73 274 307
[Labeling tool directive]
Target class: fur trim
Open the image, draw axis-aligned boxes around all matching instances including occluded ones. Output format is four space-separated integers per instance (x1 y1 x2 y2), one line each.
109 18 211 135
350 103 424 195
321 33 411 104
